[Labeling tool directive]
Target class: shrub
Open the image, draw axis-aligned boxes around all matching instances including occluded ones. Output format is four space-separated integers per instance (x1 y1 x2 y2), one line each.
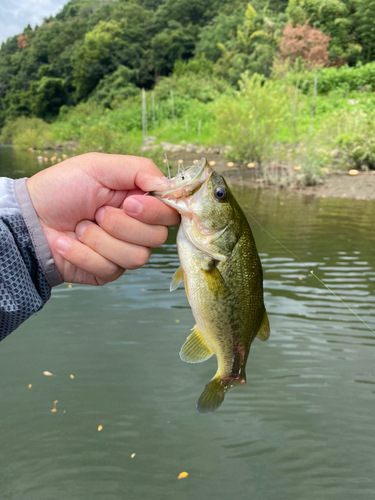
215 73 293 164
0 117 54 149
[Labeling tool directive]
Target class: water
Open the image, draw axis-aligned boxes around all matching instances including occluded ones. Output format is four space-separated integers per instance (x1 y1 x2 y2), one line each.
1 145 375 499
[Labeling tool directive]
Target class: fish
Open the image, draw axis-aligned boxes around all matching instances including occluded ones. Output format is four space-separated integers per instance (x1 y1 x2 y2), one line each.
152 158 270 413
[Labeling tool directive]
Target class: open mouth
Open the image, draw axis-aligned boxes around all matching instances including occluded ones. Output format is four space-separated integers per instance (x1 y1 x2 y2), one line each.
152 158 210 198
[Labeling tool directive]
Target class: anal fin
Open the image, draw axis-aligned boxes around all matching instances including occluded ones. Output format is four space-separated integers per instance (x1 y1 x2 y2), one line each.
180 325 213 363
256 307 271 341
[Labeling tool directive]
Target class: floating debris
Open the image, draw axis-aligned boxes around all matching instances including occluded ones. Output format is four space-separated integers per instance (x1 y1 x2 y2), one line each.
349 169 359 176
177 472 189 479
209 160 216 166
97 425 103 432
227 162 234 168
68 284 72 288
28 384 32 389
43 371 55 377
131 453 136 459
70 374 74 379
51 400 58 413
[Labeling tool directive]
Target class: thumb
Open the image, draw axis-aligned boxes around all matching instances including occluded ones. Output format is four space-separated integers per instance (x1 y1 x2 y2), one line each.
86 153 166 192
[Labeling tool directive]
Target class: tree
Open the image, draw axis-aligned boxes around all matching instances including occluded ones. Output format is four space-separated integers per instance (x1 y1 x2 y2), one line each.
152 22 197 76
279 22 330 68
214 3 284 82
31 77 68 119
286 0 360 64
355 0 375 63
71 20 125 100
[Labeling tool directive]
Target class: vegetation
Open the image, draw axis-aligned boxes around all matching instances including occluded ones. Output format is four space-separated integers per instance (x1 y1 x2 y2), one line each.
2 0 375 185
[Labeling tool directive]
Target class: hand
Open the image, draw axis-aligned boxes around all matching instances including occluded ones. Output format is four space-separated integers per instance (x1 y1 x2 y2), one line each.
26 153 180 285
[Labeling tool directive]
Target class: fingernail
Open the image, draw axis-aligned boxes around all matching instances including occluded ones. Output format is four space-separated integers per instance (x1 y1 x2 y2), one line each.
76 221 88 238
125 197 142 215
56 238 70 253
96 207 105 224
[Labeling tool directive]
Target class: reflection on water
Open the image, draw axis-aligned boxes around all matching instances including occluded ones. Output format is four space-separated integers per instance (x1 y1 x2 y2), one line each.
1 146 375 499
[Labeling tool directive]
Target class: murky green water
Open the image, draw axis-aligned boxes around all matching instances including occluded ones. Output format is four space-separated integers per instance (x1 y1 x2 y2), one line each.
1 145 375 499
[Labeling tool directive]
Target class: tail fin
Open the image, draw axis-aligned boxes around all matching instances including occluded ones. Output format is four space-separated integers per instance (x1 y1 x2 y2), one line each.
196 379 226 414
196 375 247 414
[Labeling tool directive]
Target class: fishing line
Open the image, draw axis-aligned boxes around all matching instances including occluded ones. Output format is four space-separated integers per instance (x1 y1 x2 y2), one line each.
241 204 375 334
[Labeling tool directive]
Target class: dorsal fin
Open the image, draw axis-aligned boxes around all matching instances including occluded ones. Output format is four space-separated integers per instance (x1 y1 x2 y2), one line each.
256 307 270 341
180 325 214 363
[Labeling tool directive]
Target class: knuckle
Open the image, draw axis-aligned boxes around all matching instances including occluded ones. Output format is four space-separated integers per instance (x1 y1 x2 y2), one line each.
96 261 119 280
149 226 168 248
140 157 156 171
100 208 117 234
128 247 151 270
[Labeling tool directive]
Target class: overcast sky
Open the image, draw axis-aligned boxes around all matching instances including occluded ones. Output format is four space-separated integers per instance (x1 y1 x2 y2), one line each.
0 0 65 43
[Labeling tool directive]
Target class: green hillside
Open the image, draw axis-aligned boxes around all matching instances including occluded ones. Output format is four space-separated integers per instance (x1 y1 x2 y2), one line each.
2 0 375 183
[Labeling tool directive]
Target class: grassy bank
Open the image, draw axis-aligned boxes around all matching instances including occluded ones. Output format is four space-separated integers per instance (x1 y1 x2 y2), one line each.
2 65 375 186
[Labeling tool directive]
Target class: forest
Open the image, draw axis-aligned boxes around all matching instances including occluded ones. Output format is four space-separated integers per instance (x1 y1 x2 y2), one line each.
2 0 375 182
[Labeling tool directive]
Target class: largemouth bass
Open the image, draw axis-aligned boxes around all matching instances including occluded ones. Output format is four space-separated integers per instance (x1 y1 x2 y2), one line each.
152 159 270 413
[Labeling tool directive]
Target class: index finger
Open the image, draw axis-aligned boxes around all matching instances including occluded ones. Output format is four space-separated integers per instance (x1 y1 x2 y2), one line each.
87 153 166 192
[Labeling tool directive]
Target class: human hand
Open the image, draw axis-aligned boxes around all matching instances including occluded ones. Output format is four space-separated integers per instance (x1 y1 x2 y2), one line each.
26 153 180 285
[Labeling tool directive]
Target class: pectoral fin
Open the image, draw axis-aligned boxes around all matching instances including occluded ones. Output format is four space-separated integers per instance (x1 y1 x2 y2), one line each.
180 325 214 363
256 307 270 341
170 266 184 292
202 265 227 297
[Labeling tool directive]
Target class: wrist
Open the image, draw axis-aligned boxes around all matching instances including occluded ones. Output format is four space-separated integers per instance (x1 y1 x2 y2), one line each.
13 178 63 287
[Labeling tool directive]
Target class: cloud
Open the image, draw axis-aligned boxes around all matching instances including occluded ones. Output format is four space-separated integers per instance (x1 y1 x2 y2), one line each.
0 0 65 43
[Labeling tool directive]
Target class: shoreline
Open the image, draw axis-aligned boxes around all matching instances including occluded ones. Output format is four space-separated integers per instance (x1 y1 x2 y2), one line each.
161 148 375 201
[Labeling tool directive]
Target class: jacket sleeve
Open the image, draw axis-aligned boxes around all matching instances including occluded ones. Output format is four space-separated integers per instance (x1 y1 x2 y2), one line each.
0 177 63 341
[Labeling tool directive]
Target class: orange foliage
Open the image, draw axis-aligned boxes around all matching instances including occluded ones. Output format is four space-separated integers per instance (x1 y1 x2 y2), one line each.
279 23 330 68
17 34 29 50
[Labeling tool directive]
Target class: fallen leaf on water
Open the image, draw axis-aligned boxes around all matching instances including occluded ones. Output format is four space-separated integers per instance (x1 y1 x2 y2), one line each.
98 425 103 431
28 384 32 389
68 284 72 288
175 319 180 323
51 408 57 413
51 400 58 412
177 472 188 479
131 453 136 459
43 371 55 377
70 374 74 379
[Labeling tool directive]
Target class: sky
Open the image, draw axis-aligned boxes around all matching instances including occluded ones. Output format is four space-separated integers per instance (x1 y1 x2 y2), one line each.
0 0 65 43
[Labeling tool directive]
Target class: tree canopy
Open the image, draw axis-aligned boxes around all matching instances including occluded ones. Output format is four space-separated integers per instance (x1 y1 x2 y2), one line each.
0 0 373 127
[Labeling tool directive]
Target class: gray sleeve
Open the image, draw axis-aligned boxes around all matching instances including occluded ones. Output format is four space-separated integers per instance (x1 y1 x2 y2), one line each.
13 178 63 288
0 177 63 341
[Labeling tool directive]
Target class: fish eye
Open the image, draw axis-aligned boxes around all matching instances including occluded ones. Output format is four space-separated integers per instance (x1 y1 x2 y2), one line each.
214 186 227 202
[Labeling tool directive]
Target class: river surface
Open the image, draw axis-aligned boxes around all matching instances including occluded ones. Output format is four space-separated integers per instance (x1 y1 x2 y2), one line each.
1 145 375 500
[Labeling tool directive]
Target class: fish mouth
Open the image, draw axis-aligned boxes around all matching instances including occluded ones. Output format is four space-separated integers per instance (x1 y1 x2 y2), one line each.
151 158 211 200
